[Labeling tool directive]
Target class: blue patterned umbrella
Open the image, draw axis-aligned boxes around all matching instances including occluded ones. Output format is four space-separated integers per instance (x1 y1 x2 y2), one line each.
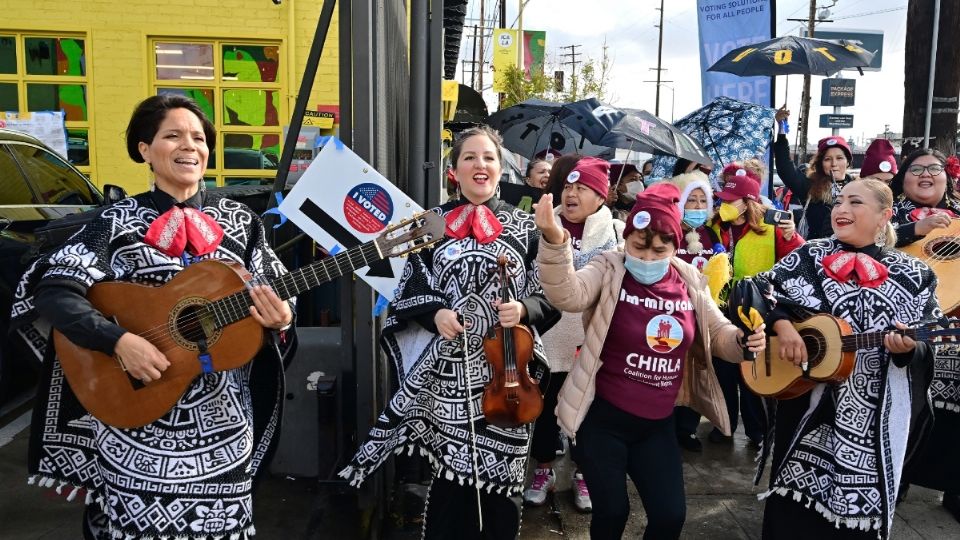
649 97 776 191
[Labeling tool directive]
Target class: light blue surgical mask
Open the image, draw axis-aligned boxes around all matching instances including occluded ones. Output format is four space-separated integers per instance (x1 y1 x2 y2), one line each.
624 254 671 285
682 209 709 229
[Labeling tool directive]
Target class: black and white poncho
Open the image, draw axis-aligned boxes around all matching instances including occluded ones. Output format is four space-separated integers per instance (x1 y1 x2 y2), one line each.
11 191 293 540
339 198 558 495
753 238 937 538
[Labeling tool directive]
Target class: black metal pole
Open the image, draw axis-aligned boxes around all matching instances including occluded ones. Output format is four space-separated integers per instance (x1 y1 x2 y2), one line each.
768 0 777 199
264 0 337 231
408 0 428 206
425 0 444 209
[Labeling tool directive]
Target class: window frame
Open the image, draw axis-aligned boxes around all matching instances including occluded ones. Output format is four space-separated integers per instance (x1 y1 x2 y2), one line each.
148 37 285 188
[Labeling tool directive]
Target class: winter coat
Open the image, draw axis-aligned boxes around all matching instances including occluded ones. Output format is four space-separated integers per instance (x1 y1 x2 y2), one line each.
536 235 745 440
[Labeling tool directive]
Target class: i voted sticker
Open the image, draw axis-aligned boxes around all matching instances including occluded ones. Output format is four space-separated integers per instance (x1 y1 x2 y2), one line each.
633 210 651 229
566 171 581 183
735 168 747 177
444 244 463 259
879 161 892 172
826 138 838 146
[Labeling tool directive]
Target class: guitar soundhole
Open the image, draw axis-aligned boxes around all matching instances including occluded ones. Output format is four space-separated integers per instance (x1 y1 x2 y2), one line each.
925 237 960 260
801 331 825 368
169 297 222 351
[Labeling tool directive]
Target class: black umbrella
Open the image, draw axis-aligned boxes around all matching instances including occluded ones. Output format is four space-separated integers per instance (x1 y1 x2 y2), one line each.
726 279 769 361
708 36 875 77
559 98 713 166
487 98 613 159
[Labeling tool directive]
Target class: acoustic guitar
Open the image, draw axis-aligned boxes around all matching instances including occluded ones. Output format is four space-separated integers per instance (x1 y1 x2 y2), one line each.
898 219 960 313
54 211 445 428
742 314 958 399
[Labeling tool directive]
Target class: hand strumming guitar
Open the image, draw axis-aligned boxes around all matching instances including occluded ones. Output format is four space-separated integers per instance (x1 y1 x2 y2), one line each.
114 333 170 383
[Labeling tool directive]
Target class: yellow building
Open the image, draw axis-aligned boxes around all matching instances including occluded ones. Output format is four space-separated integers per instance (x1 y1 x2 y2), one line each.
0 0 340 193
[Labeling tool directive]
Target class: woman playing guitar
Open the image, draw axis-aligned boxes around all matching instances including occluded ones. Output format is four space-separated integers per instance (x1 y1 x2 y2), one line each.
339 126 559 539
890 149 960 522
754 179 940 539
533 183 766 539
9 95 295 539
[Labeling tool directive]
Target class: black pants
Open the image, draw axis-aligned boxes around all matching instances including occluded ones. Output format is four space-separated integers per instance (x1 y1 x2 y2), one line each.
530 371 568 463
572 397 685 540
674 405 701 437
422 476 522 540
713 357 764 441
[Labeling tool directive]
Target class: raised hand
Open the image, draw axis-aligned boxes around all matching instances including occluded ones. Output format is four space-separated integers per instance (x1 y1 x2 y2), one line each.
533 193 564 244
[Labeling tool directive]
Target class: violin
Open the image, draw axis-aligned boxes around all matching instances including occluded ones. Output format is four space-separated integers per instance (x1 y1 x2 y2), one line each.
481 255 543 428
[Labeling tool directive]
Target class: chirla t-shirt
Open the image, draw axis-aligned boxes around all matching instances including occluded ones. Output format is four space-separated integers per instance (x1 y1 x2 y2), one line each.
595 266 696 419
676 227 718 271
560 216 585 251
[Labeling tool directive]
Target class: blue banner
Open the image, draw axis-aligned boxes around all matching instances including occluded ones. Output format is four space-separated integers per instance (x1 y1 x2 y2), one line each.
697 0 773 106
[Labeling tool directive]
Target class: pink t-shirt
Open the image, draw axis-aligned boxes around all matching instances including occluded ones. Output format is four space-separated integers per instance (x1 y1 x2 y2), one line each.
560 216 585 251
595 267 696 419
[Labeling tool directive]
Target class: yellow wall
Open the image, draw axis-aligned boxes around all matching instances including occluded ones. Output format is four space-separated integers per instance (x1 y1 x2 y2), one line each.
1 0 340 194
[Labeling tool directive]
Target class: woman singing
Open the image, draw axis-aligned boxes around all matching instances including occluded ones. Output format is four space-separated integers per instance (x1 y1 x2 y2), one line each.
533 183 765 539
10 95 295 539
755 179 938 539
339 126 559 539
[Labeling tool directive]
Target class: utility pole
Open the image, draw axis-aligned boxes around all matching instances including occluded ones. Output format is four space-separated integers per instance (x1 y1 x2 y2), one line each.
799 0 816 162
650 0 666 116
560 44 582 99
478 0 485 91
471 24 479 89
499 0 507 107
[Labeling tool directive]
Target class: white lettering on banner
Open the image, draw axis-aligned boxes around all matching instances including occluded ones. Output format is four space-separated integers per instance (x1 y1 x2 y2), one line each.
618 288 693 314
705 79 770 105
702 35 769 64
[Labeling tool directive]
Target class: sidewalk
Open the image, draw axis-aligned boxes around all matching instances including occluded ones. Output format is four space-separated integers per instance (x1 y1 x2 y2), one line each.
1 412 958 539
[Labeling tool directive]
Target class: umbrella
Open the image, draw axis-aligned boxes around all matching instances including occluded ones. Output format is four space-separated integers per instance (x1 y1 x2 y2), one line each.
726 278 769 361
707 36 875 77
487 99 613 159
559 98 712 166
649 97 776 190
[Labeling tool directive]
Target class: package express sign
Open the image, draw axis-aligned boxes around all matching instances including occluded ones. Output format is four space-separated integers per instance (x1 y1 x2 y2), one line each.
279 143 425 300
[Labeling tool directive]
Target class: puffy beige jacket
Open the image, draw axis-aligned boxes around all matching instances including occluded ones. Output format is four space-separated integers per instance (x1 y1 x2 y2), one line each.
537 235 744 440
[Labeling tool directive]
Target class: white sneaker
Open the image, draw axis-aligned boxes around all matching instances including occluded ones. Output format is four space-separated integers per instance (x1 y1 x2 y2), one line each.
572 472 592 512
523 467 556 506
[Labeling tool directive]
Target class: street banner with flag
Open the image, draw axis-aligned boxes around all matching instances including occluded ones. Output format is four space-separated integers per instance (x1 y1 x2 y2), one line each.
279 141 425 301
696 0 774 107
493 29 546 91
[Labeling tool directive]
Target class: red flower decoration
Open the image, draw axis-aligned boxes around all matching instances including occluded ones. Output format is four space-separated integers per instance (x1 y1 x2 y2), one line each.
946 155 960 179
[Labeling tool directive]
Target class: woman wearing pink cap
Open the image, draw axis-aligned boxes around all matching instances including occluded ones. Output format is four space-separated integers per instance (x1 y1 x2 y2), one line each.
532 184 766 539
523 156 625 513
891 148 960 522
709 163 804 446
774 106 854 240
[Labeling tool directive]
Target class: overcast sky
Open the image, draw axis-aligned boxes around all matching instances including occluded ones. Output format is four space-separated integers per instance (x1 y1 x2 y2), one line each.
457 0 911 149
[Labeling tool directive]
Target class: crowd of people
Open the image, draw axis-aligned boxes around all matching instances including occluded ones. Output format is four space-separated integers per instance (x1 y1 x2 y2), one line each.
12 94 960 540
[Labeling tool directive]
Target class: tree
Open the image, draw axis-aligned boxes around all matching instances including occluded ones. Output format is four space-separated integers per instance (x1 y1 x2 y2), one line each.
902 0 960 156
498 44 614 108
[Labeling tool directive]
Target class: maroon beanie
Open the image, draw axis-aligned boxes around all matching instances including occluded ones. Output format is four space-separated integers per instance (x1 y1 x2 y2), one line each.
817 136 852 162
565 156 610 198
716 164 761 202
860 139 898 177
623 182 683 242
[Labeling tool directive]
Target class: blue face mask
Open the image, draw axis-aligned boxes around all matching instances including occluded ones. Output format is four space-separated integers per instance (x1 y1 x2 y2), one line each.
624 254 671 285
682 209 709 229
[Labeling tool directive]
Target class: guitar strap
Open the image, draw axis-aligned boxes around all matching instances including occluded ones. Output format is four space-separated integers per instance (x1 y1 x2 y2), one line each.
196 337 214 374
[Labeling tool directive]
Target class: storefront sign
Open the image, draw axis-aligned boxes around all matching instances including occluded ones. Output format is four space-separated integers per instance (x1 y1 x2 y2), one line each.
821 78 856 107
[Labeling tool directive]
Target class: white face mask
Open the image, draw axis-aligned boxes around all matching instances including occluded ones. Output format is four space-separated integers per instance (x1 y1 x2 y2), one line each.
624 181 645 201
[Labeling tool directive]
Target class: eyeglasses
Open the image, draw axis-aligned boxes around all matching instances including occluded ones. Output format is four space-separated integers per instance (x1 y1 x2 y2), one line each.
908 164 944 176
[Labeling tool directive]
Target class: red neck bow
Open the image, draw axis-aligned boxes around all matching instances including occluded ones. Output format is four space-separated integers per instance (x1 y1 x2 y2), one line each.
145 206 224 257
909 207 957 222
445 203 503 244
821 251 888 288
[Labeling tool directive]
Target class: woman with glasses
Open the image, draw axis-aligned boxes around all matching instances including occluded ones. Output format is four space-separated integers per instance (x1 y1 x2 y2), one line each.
891 148 960 523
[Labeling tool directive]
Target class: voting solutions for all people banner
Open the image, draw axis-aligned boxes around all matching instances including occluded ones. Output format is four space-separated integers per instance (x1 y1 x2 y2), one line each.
696 0 774 107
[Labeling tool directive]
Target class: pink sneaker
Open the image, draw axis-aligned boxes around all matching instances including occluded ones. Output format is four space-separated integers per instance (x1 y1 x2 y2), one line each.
572 472 592 512
523 467 556 506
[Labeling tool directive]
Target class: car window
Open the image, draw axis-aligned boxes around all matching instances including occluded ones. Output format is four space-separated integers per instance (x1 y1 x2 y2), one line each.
7 143 98 205
0 146 35 205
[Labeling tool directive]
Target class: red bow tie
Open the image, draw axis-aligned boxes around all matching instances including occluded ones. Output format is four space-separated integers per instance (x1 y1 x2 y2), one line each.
821 251 888 288
909 207 957 222
445 203 503 244
145 206 224 257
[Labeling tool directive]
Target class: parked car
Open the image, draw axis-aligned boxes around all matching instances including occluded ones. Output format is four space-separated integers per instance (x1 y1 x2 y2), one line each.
0 129 133 411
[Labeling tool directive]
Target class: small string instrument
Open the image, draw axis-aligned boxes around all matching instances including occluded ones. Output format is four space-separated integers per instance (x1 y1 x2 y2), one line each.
898 219 960 313
481 255 543 428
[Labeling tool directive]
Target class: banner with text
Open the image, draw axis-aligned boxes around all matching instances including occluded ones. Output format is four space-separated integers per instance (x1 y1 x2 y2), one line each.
493 29 546 92
697 0 773 107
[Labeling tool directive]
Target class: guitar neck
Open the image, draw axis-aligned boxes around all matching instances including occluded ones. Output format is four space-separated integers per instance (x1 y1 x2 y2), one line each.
211 240 384 327
840 328 919 352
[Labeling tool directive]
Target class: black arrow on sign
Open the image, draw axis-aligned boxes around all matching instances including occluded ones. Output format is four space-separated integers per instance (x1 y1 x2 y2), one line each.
298 197 395 279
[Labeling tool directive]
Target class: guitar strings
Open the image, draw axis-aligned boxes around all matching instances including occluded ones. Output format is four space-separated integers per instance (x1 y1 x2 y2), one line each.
124 242 384 349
